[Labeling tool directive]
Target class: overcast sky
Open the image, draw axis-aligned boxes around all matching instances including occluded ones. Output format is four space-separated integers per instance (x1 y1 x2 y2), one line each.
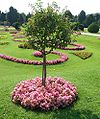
0 0 100 15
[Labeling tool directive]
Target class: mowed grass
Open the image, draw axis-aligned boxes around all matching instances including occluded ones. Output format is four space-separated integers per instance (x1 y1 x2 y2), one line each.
0 31 100 119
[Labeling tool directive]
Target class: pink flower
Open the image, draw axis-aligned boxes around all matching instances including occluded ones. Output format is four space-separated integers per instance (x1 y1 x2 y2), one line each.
11 77 77 110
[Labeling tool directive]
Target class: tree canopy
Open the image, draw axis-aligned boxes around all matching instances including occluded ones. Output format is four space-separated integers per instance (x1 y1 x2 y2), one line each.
25 1 72 86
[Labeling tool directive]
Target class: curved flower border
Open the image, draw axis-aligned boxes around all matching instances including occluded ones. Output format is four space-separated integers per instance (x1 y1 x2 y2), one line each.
0 51 68 65
12 35 28 42
11 77 77 110
58 44 85 50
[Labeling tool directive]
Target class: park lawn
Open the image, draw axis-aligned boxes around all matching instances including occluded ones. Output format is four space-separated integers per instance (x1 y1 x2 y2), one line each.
0 32 100 119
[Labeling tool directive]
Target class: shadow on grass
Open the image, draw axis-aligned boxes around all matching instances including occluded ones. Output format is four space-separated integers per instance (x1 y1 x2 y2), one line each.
52 108 100 119
13 97 99 119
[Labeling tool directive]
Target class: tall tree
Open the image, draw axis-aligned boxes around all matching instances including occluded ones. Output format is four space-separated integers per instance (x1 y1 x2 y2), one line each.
84 14 95 27
19 13 26 24
63 10 73 20
0 12 6 22
25 1 71 86
26 13 31 22
7 6 19 25
78 10 86 24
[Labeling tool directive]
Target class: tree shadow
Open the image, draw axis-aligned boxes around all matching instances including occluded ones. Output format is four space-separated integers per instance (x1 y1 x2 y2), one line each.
52 108 100 119
14 97 99 119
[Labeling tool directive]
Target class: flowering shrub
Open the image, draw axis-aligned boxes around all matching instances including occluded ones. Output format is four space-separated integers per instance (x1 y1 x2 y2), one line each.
58 44 85 50
0 51 68 65
11 77 77 110
72 52 92 59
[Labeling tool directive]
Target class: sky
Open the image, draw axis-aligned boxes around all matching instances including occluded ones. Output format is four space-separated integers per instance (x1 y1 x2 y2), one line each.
0 0 100 15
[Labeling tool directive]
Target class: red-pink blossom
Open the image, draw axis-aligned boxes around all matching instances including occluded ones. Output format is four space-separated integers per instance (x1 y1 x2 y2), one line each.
11 77 77 110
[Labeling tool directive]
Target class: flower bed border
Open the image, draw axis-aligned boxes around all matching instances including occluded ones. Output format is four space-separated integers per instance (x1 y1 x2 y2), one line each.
0 51 68 65
58 44 85 50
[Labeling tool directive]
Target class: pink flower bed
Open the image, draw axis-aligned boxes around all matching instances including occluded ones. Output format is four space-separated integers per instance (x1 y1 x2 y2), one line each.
33 51 43 57
58 44 85 50
11 77 77 110
0 51 68 65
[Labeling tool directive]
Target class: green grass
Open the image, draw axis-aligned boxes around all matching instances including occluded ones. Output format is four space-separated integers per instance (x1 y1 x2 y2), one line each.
0 32 100 119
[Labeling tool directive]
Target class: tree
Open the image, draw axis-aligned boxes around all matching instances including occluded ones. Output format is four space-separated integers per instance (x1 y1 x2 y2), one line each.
84 14 95 27
12 22 20 31
63 10 73 20
19 13 26 24
26 13 31 22
78 10 86 24
25 1 71 86
7 6 19 25
0 12 6 22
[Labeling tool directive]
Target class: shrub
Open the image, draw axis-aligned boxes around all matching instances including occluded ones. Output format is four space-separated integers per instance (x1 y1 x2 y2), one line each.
72 52 92 59
18 43 31 49
0 42 9 45
88 23 99 33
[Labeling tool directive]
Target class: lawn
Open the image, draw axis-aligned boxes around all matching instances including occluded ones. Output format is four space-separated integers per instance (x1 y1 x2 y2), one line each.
0 31 100 119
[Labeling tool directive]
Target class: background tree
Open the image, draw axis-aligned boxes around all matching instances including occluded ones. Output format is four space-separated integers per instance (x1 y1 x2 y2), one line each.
63 9 73 21
26 13 31 22
25 1 71 86
19 13 26 24
12 22 20 31
84 14 95 27
0 12 6 22
7 6 19 25
78 10 86 25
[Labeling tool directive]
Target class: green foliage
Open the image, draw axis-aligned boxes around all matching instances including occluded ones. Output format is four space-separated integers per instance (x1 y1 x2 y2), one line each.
78 10 86 24
0 41 9 45
84 14 95 27
24 1 72 86
25 2 71 54
88 23 99 33
78 24 84 31
63 9 73 20
12 22 20 31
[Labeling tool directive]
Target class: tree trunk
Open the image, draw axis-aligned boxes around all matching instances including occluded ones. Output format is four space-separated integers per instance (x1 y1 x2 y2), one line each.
42 51 46 86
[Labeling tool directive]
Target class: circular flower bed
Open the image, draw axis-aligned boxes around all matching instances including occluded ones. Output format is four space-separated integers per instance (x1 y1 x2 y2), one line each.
0 51 68 65
58 44 85 50
11 77 77 110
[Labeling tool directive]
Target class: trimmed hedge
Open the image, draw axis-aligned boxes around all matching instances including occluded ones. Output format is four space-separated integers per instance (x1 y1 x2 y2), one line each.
88 23 99 33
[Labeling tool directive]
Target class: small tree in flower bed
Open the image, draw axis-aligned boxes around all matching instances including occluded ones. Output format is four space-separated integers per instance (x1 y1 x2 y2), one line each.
25 1 71 86
11 1 77 111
